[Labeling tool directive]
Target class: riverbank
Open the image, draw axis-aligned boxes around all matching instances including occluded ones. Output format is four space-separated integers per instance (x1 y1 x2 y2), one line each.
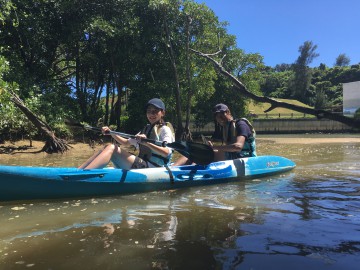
0 134 359 160
1 134 360 156
0 140 102 167
257 134 360 144
0 140 99 155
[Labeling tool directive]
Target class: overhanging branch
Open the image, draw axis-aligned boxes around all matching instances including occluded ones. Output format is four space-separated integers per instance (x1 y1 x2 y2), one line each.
191 48 360 129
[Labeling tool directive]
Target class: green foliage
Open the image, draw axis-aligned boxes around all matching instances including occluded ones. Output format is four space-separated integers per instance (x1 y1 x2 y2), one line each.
355 108 360 120
296 41 319 66
313 88 330 110
259 41 360 110
52 122 74 140
260 70 293 98
1 1 359 141
0 55 32 140
0 0 15 25
334 53 350 67
0 101 38 141
289 41 319 104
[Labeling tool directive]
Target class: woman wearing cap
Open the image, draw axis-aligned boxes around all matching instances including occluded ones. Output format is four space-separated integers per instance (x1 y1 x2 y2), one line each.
211 103 256 161
79 98 175 170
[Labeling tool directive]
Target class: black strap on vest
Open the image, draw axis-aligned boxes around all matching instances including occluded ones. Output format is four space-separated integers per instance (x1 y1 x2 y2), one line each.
120 170 128 182
164 164 174 184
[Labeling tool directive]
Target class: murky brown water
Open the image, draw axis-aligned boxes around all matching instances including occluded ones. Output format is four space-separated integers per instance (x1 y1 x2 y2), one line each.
0 135 360 269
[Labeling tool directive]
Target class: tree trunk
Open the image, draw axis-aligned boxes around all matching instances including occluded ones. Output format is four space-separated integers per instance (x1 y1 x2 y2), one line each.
183 14 193 142
163 12 184 140
115 79 122 130
10 91 71 153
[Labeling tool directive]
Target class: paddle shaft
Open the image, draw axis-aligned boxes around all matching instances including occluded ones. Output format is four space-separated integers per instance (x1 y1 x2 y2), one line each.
84 125 169 147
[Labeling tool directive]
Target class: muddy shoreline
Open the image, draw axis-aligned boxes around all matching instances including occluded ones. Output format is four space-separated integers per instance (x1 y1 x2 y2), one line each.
1 134 360 157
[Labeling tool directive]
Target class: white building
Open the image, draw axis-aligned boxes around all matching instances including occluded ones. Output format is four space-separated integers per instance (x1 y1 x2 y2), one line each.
343 81 360 116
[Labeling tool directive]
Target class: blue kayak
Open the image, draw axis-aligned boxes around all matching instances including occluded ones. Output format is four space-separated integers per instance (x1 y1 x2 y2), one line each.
0 155 295 201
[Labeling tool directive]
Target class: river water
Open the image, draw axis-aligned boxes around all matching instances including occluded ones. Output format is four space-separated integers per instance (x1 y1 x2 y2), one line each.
0 135 359 270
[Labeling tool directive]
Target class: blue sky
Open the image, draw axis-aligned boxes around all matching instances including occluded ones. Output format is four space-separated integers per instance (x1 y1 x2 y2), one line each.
195 0 360 67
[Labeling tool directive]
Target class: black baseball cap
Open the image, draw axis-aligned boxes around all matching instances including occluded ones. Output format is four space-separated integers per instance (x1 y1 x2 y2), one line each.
213 103 229 113
146 98 165 110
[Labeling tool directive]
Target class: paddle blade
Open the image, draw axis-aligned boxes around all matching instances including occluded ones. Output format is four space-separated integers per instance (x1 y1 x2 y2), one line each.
168 141 214 165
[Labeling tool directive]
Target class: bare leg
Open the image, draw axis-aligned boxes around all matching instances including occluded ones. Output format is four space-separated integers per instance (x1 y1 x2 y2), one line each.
83 144 136 170
78 149 104 169
172 155 191 166
83 144 118 169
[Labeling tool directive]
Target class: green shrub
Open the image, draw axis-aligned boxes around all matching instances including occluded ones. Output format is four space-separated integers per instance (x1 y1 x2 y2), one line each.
354 108 360 119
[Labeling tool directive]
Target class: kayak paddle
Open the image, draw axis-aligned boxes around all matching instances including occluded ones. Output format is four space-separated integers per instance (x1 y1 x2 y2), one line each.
65 121 214 165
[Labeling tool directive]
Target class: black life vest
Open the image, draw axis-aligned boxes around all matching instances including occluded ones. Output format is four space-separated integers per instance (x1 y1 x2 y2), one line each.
222 118 257 158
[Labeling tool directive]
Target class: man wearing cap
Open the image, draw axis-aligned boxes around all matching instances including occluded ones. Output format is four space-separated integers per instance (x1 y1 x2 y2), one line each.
211 103 256 161
79 98 175 170
173 103 256 166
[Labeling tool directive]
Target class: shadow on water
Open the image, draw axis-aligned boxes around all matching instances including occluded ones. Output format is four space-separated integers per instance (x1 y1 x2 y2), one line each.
0 136 360 269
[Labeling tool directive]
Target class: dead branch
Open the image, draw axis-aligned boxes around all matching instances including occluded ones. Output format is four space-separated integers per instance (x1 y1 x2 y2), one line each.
191 48 360 129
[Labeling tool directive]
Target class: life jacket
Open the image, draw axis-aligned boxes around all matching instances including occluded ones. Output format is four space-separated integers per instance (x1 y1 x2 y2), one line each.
222 118 257 158
138 122 175 167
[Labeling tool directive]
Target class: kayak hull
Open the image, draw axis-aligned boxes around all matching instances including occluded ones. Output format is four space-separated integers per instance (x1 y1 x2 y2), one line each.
0 156 295 201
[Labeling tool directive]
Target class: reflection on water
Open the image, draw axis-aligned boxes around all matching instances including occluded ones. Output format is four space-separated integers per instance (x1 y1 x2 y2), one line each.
0 135 360 269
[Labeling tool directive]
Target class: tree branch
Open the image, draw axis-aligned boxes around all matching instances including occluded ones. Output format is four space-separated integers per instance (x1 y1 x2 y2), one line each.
191 48 360 129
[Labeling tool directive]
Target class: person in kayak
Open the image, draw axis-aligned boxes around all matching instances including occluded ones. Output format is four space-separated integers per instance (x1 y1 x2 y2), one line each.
173 103 256 165
210 103 256 160
79 98 175 170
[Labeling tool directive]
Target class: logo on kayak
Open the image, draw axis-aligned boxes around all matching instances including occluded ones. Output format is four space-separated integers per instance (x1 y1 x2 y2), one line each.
267 161 279 167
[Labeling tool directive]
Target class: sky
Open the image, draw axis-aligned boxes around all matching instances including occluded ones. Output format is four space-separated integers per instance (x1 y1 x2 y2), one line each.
195 0 360 67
